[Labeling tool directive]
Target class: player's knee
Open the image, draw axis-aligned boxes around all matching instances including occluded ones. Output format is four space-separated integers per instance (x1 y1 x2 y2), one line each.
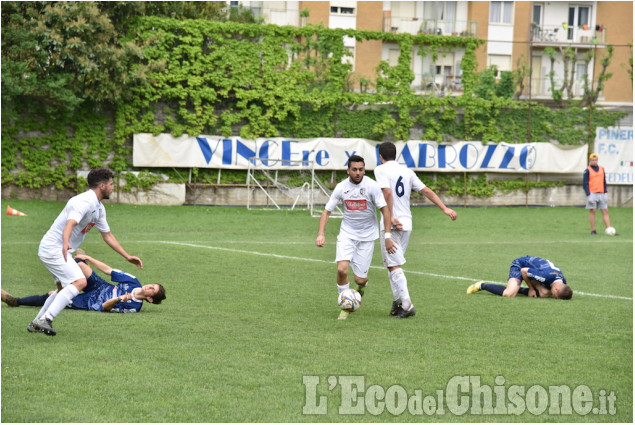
73 278 88 291
502 289 517 298
354 276 368 286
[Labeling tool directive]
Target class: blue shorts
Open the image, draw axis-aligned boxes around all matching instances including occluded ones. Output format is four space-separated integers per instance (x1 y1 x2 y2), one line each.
508 258 524 282
69 272 113 311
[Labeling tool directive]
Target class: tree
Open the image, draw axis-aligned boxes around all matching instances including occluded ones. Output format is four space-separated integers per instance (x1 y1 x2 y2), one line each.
474 66 497 100
1 1 148 117
1 1 239 119
98 1 228 33
580 45 614 107
544 47 563 104
495 71 515 99
559 46 577 100
513 54 529 100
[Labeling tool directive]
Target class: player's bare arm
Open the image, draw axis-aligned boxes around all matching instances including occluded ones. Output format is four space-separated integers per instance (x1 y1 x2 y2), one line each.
521 268 551 298
315 210 331 247
62 219 79 261
102 292 132 311
75 254 113 276
421 187 457 221
101 231 143 269
379 205 396 254
381 187 404 231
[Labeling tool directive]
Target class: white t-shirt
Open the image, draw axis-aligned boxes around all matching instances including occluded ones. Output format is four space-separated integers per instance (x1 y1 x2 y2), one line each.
374 160 426 232
38 190 110 258
325 176 387 241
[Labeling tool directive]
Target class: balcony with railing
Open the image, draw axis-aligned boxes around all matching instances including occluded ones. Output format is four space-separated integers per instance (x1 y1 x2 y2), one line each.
419 19 477 37
419 74 464 97
382 13 477 37
530 23 607 46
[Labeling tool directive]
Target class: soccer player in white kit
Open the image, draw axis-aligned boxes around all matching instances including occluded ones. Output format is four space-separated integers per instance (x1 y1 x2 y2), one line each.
29 167 143 336
374 142 457 318
315 155 396 320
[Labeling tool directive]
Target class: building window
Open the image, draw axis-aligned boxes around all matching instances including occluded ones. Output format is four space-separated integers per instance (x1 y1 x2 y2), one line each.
532 4 542 26
436 65 453 77
331 6 355 15
490 1 513 24
330 6 355 15
488 54 512 73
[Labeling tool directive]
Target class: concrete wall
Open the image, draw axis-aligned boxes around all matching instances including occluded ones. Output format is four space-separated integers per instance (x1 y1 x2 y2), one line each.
2 183 631 208
114 183 185 206
184 183 632 208
1 183 185 206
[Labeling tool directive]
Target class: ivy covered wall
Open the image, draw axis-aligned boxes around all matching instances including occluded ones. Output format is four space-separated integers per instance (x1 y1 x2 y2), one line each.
1 18 626 190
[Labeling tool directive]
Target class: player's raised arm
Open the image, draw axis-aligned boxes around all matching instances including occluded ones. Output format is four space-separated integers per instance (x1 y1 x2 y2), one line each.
78 255 113 276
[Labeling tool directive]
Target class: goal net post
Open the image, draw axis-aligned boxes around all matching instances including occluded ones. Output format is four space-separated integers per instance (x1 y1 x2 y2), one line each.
246 157 342 217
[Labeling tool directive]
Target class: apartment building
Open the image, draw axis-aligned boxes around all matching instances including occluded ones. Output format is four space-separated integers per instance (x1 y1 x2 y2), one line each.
231 1 632 104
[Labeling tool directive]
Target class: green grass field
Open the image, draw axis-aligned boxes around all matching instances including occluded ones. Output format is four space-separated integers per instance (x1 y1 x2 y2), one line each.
1 200 632 422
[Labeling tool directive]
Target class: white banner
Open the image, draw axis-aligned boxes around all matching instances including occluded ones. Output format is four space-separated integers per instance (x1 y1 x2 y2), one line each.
133 133 588 173
594 127 633 185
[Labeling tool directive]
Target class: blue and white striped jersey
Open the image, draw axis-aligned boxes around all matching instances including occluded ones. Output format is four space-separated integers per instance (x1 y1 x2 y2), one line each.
69 270 143 313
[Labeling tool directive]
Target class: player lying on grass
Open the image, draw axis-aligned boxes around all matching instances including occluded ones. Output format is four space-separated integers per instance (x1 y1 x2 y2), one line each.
466 255 572 299
3 252 165 316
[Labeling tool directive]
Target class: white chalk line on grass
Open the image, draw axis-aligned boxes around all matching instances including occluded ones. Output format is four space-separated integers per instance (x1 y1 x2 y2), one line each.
3 238 632 246
155 240 632 301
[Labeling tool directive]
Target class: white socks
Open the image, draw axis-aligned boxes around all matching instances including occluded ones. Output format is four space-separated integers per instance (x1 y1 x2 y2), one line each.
390 268 412 310
35 291 57 321
388 270 400 301
43 285 80 321
337 282 350 294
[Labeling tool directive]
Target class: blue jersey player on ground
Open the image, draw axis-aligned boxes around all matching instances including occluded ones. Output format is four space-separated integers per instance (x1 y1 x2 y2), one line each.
3 251 165 313
466 256 573 299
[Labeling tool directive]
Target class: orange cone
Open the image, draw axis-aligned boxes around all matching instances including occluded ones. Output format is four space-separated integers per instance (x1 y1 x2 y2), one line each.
6 205 27 216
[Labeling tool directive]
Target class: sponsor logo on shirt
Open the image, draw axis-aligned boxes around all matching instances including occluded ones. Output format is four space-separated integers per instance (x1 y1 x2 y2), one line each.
345 200 367 211
81 222 95 234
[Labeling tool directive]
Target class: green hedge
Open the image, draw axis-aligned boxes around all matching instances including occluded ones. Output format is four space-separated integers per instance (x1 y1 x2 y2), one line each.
1 18 626 191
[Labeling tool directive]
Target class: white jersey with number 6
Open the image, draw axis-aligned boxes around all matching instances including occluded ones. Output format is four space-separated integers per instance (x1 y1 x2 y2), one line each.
374 160 426 232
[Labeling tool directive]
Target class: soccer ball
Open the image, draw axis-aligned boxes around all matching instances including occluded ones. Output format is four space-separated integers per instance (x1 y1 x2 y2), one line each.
338 288 362 312
605 227 616 236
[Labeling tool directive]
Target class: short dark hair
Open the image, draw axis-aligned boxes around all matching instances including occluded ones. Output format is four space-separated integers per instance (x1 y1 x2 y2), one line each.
557 284 573 300
150 284 166 305
87 167 114 188
347 155 365 168
378 142 397 161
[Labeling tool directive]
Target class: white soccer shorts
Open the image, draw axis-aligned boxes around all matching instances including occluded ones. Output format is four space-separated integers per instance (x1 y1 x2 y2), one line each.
380 229 409 268
39 252 85 287
335 236 375 279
